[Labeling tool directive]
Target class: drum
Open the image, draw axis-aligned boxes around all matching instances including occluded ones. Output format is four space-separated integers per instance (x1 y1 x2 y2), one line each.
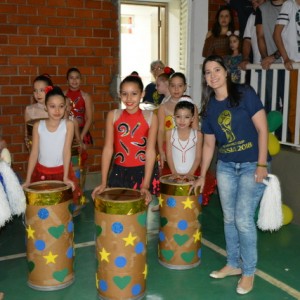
95 188 147 300
71 144 87 217
158 175 202 269
24 181 75 290
26 119 47 150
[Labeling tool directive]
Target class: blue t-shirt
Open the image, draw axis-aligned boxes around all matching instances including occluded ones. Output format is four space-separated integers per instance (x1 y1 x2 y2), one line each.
202 85 269 163
143 82 164 105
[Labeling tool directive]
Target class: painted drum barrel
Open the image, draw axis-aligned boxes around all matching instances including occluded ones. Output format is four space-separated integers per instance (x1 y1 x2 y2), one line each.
158 175 202 269
71 144 87 217
95 188 147 300
24 181 75 290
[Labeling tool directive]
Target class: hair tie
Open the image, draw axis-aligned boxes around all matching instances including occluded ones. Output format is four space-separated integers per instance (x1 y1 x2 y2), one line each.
178 96 194 104
164 66 175 75
44 86 53 94
227 30 240 37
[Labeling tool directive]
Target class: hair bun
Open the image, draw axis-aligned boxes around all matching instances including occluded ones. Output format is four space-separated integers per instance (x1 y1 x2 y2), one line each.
164 66 175 75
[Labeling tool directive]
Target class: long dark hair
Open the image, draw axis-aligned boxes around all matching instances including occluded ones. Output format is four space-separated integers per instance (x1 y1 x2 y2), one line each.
212 6 235 37
200 55 242 117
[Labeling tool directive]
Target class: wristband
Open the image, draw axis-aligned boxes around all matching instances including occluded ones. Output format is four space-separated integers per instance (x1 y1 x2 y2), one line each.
256 163 267 168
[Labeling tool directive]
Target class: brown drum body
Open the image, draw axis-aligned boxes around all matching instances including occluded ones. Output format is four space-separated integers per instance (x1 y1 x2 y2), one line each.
71 144 87 216
24 181 75 290
95 188 147 300
158 175 202 269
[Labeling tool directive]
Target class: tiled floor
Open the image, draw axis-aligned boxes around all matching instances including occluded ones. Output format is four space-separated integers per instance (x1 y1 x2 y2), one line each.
0 191 299 300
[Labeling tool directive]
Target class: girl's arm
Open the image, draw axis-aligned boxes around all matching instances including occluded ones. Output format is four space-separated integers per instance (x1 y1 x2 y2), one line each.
24 107 31 150
73 118 85 150
22 122 40 187
252 109 268 182
63 120 75 188
141 113 158 204
192 105 200 130
165 129 177 175
157 104 166 167
91 110 114 199
81 92 93 141
191 133 216 194
186 130 203 176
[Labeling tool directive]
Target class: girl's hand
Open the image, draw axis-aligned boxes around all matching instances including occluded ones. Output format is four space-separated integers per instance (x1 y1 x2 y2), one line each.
22 181 30 189
159 152 166 169
182 173 197 182
64 178 75 191
189 176 205 195
91 184 106 200
140 188 152 205
255 166 268 183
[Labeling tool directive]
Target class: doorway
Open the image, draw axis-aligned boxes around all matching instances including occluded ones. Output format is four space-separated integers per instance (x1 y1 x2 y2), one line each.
120 1 167 86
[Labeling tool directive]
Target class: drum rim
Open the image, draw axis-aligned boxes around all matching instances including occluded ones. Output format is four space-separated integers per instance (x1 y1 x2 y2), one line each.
159 174 197 186
95 187 144 203
23 180 70 193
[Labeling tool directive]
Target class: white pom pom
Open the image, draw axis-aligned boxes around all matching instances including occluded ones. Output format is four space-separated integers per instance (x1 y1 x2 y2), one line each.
257 174 283 232
0 161 26 216
0 179 12 227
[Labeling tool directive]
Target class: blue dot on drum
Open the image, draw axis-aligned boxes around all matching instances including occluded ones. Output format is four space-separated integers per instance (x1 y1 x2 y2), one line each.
38 208 49 220
135 241 144 254
75 169 81 178
115 256 127 268
35 240 46 251
67 221 74 233
178 220 188 230
198 194 203 205
159 231 165 241
132 284 142 296
99 279 108 291
111 222 124 234
198 248 202 258
166 197 176 207
66 246 73 259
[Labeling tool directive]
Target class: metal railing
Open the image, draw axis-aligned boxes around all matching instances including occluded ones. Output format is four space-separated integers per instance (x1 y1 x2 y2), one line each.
240 63 300 148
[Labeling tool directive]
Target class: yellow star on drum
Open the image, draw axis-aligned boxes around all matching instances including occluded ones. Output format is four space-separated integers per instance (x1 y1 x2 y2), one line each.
182 196 194 209
143 264 148 279
193 229 201 243
158 194 164 207
26 225 35 239
99 247 110 262
43 251 58 264
122 232 137 246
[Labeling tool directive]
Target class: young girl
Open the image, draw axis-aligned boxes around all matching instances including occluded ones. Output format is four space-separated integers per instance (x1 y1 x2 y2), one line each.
65 67 93 146
22 86 82 204
157 72 199 169
224 31 243 83
155 66 174 104
24 74 53 150
165 98 202 178
91 74 159 204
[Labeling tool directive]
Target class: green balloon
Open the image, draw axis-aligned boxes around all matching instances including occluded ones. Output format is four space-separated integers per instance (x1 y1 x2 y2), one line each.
267 111 283 132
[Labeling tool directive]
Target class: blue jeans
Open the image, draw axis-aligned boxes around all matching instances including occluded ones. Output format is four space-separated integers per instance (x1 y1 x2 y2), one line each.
216 160 267 276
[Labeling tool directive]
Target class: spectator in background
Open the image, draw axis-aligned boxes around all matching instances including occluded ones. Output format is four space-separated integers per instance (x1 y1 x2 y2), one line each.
143 60 165 105
202 6 235 58
239 0 266 70
224 30 243 82
273 0 300 145
255 0 285 113
225 0 253 38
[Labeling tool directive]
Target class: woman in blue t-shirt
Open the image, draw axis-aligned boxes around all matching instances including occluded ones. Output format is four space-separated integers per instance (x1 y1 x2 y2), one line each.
193 55 270 295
